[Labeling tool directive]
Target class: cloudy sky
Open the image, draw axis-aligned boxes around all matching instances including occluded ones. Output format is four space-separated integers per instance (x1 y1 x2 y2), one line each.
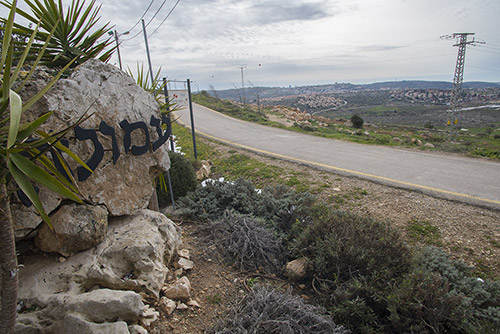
6 0 500 90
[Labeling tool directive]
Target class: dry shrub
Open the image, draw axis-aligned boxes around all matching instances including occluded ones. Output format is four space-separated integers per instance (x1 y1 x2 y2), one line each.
199 211 288 274
208 285 349 334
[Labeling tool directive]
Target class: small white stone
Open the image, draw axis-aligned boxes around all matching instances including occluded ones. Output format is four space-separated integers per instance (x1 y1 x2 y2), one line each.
187 299 201 308
178 257 194 271
178 249 190 259
176 302 188 310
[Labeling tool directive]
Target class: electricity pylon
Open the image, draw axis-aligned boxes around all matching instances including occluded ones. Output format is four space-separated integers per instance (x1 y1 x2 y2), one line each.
237 66 247 104
441 33 484 140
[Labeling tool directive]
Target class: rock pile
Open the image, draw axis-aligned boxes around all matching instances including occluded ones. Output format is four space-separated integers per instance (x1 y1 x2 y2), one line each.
17 210 181 334
13 60 179 334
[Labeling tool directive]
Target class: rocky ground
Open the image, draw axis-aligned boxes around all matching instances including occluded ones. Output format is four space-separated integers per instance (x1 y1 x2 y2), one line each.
146 137 500 333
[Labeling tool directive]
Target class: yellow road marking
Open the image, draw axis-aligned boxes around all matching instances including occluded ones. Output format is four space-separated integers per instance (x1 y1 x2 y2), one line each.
175 114 500 206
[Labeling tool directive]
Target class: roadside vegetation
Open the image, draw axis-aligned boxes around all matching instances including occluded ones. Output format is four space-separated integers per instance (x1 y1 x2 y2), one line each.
165 120 500 333
192 91 500 160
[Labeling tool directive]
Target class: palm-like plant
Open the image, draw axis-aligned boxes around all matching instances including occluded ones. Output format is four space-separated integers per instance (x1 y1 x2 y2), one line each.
1 1 89 332
0 0 114 67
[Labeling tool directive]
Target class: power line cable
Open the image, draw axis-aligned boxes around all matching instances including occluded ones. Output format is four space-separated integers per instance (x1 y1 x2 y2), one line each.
468 65 500 73
474 48 500 56
121 0 182 48
144 0 168 28
149 0 182 38
126 0 156 34
123 0 171 42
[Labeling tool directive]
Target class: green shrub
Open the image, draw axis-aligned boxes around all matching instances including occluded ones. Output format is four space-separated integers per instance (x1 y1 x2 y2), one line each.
157 151 197 207
417 247 500 330
198 212 287 274
293 211 412 332
386 271 466 333
294 211 412 285
178 179 315 238
424 121 435 129
351 114 364 129
208 285 349 334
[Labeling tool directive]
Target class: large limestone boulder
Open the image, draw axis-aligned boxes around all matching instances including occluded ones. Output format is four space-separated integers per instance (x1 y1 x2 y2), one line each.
17 210 180 333
85 210 181 297
13 59 171 238
34 203 108 256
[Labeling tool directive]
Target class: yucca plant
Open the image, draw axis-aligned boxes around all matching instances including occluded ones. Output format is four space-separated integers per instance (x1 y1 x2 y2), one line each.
0 2 90 333
127 63 174 109
0 0 114 68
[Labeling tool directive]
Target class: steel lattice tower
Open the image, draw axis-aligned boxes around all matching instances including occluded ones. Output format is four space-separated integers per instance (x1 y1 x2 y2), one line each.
441 33 483 140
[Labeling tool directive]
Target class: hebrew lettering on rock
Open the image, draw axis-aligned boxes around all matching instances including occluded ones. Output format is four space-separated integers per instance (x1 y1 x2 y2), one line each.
150 113 172 151
74 125 104 181
99 121 121 164
119 120 150 156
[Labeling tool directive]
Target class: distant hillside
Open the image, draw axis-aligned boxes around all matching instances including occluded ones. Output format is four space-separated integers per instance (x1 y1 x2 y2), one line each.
212 80 500 101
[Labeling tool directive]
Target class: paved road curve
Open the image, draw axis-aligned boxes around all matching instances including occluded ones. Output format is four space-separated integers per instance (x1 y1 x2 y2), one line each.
175 103 500 209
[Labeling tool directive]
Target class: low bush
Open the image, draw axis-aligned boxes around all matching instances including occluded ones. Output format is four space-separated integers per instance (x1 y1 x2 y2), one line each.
178 179 316 238
294 210 412 285
198 212 287 274
386 271 466 333
293 210 412 332
157 151 197 207
351 114 364 129
417 247 500 330
208 285 349 334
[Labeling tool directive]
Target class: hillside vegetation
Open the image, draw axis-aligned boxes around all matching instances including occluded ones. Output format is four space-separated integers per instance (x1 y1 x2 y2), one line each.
192 91 500 159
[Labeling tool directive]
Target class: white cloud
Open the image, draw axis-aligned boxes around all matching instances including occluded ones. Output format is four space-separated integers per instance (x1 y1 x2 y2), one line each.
2 0 499 89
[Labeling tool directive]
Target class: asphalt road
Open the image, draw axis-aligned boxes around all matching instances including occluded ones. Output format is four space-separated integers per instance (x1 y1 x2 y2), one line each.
175 103 500 210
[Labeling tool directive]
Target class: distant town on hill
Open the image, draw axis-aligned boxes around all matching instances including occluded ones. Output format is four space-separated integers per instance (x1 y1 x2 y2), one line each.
205 80 500 127
211 80 500 102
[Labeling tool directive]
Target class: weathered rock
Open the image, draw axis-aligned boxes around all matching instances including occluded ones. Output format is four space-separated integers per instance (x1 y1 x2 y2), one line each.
424 143 435 148
187 299 201 308
86 210 181 298
158 297 177 316
176 302 188 310
140 305 159 327
16 210 180 332
19 59 171 217
196 160 213 180
393 137 403 143
34 203 108 256
284 257 310 280
162 276 191 302
52 314 130 334
15 313 42 334
177 248 190 259
177 257 194 271
128 324 149 334
51 289 144 323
